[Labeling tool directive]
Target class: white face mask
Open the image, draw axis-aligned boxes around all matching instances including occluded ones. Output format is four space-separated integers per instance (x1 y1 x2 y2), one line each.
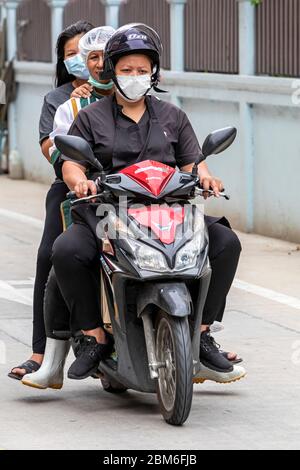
116 74 151 102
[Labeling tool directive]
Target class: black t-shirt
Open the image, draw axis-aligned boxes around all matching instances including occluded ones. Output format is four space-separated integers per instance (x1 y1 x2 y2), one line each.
67 95 201 172
39 82 75 145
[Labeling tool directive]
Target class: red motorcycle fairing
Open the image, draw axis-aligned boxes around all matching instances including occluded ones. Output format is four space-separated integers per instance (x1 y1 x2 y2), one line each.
128 205 185 245
120 160 176 197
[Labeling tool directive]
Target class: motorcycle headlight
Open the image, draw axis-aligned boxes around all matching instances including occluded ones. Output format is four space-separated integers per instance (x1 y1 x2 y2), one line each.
175 231 205 271
106 212 137 239
125 238 169 272
105 213 168 272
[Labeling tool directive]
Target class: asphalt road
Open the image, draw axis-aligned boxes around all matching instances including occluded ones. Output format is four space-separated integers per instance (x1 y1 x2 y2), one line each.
0 176 299 450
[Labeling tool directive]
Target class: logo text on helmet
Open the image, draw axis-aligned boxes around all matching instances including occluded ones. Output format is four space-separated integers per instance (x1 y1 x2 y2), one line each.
128 34 147 41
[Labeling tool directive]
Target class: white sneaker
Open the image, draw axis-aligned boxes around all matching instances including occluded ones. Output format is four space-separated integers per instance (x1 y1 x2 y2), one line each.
193 363 246 384
22 338 70 390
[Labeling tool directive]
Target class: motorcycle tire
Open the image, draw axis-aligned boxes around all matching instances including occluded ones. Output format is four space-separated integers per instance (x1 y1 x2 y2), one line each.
155 310 193 426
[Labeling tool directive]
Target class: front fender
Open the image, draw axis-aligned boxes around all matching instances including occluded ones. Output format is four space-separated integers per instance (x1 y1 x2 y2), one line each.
136 282 192 318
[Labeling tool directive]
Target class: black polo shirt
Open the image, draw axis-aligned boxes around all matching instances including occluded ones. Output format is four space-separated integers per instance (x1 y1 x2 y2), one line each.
39 82 75 145
67 94 201 172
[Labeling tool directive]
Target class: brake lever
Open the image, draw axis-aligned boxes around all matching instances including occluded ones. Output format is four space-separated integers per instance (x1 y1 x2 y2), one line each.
219 191 230 201
195 187 230 200
71 193 103 205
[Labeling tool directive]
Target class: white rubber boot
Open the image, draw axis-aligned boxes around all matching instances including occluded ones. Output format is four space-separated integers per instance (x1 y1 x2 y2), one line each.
193 364 246 384
22 338 71 390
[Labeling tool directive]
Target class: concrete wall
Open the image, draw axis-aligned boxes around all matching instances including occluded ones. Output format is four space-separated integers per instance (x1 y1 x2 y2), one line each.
163 72 300 243
14 62 55 184
14 62 300 243
252 104 300 242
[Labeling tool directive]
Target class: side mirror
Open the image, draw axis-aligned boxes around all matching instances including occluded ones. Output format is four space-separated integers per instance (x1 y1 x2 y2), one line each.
202 127 237 158
54 135 103 172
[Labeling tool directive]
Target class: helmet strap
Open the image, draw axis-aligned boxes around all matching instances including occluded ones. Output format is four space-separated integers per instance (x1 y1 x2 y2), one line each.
152 85 168 94
150 67 168 94
112 75 132 101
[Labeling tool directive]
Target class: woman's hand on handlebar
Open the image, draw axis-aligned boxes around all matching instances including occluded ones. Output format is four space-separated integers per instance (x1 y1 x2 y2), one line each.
200 174 224 199
74 180 97 199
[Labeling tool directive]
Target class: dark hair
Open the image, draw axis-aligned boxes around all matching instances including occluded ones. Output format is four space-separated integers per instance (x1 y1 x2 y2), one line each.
55 20 94 88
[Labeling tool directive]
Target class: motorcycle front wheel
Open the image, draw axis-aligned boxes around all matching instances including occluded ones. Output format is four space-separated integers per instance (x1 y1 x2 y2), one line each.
155 310 193 426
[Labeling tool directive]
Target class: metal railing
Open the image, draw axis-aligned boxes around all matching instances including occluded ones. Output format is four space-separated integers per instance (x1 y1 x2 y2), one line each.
185 0 239 74
63 0 105 29
13 0 300 78
256 0 300 77
119 0 171 70
16 0 51 62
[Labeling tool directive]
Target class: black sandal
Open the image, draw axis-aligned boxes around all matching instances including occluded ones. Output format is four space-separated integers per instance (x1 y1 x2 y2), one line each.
8 360 41 381
221 351 243 365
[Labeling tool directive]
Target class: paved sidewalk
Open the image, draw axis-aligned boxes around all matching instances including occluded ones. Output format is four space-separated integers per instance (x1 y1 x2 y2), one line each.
0 175 299 450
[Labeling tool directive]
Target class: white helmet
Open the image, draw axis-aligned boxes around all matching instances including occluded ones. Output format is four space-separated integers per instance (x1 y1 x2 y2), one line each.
79 26 116 64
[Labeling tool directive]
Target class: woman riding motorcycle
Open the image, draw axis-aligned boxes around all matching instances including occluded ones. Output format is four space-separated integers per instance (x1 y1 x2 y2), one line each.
8 20 95 381
22 23 245 389
49 26 116 165
9 24 115 381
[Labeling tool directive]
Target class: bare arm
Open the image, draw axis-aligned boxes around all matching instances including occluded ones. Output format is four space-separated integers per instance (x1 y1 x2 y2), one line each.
180 161 223 198
177 110 224 197
41 138 53 162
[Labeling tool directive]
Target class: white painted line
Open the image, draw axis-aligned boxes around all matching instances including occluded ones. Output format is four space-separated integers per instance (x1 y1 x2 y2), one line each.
234 279 300 310
17 288 33 302
0 280 33 306
0 208 43 229
2 277 300 312
7 280 34 286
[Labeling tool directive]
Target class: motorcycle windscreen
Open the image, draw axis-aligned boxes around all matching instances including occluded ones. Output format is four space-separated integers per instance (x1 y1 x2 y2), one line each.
128 205 185 244
120 160 175 197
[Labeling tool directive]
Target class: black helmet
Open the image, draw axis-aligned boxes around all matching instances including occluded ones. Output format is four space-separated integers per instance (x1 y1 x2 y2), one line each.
100 23 163 89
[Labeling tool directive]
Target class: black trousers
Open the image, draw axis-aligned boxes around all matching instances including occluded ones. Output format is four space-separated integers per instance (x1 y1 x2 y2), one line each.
51 219 241 334
52 223 103 333
32 180 68 354
203 220 241 324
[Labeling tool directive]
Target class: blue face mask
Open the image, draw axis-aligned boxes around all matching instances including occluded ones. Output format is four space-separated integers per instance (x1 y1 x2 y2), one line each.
64 54 90 80
88 75 114 90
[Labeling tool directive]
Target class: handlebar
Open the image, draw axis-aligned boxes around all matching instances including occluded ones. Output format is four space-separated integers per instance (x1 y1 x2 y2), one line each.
66 178 103 202
195 187 230 200
66 179 230 202
67 191 77 200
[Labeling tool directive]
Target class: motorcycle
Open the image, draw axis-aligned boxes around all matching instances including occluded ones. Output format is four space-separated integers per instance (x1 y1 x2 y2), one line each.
53 126 236 426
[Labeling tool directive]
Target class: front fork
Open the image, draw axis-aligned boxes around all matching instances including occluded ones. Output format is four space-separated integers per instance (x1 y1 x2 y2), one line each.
190 267 211 375
141 308 164 379
141 266 212 380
